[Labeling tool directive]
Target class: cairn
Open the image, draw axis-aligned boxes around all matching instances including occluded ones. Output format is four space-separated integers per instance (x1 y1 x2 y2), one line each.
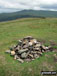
5 36 53 63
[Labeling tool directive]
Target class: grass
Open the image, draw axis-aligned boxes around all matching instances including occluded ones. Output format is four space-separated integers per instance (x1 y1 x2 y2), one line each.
0 18 57 76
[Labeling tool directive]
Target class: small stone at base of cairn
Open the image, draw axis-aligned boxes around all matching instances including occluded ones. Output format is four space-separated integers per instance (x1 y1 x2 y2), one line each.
5 36 53 63
17 58 24 63
5 50 11 54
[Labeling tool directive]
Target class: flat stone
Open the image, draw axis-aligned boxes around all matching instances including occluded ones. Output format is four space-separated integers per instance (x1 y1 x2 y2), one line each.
41 50 45 52
31 51 37 54
18 49 28 54
32 59 35 60
29 54 34 58
23 44 28 49
34 54 39 58
14 55 19 60
48 46 53 51
21 52 29 58
18 40 22 43
41 45 47 50
5 50 11 54
17 58 24 63
18 40 22 46
30 39 37 44
23 39 28 44
34 43 41 48
37 52 42 55
24 36 33 40
33 47 40 51
25 59 31 62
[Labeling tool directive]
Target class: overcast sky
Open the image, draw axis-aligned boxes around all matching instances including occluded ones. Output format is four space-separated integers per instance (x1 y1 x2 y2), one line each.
0 0 57 13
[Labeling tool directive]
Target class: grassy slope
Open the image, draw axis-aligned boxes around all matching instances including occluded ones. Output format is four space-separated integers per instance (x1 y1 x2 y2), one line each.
0 18 57 76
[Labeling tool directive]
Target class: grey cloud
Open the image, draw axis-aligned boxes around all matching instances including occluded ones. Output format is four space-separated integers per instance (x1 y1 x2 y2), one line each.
0 0 57 13
0 8 19 13
40 4 57 10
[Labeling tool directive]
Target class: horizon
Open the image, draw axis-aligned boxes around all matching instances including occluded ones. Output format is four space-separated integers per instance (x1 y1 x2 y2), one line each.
0 9 57 14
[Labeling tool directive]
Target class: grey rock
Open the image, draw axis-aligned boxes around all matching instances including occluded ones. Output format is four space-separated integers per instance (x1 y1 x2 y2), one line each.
24 36 33 40
48 46 53 51
15 45 20 51
34 43 41 48
37 52 42 56
41 45 47 51
18 40 22 43
5 50 11 54
34 54 39 58
33 47 40 51
31 51 37 54
41 50 45 53
17 58 24 63
18 40 22 46
21 52 29 58
25 59 31 62
18 49 28 54
14 55 19 59
30 39 37 44
23 44 28 49
29 54 34 58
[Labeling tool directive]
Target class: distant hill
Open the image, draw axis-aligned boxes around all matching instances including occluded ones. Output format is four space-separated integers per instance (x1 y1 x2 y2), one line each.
0 10 57 22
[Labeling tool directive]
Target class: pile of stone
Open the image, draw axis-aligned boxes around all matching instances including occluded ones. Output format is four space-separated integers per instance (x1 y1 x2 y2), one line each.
5 36 53 63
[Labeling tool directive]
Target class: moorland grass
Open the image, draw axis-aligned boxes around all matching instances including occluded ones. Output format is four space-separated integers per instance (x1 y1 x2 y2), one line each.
0 18 57 76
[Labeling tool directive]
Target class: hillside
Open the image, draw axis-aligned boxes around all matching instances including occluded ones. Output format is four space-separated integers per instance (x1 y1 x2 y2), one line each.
0 10 57 22
0 18 57 76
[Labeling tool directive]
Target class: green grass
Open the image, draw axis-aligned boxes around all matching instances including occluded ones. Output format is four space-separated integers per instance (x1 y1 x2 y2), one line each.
0 18 57 76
